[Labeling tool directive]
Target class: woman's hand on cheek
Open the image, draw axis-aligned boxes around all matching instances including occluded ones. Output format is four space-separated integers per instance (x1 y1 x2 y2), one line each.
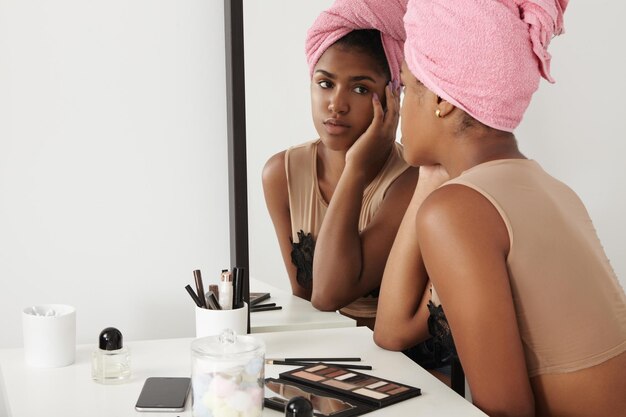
345 81 400 169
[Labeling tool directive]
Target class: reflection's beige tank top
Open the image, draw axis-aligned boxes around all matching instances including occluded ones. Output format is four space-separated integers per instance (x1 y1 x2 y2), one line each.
285 139 410 318
444 159 626 377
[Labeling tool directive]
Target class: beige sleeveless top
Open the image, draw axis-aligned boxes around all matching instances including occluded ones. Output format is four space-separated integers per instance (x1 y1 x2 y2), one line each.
443 159 626 377
285 139 410 318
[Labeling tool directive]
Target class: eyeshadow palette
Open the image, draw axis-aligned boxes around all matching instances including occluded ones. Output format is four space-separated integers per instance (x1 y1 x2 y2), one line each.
264 378 370 417
265 363 421 415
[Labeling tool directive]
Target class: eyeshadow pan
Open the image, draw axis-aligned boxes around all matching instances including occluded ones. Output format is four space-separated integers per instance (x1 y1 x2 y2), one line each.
388 386 409 395
378 383 400 393
342 374 370 384
316 367 338 376
335 372 357 381
353 388 389 399
366 381 388 390
292 370 325 382
323 379 357 390
326 370 347 378
305 365 327 372
354 377 378 387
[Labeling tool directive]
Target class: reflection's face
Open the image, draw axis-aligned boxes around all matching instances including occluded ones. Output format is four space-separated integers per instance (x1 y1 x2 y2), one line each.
311 44 388 151
400 61 434 166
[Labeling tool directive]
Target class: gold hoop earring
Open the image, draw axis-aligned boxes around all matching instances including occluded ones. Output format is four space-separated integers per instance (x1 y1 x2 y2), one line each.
435 109 442 118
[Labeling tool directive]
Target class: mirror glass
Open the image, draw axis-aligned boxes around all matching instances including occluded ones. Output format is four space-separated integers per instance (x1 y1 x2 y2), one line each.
243 0 333 291
241 1 626 296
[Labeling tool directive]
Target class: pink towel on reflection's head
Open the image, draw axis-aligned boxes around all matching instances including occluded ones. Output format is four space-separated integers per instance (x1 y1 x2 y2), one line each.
404 0 568 132
305 0 407 82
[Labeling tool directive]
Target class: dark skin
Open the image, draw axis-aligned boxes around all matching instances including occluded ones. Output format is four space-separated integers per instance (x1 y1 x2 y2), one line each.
262 44 418 311
374 62 626 417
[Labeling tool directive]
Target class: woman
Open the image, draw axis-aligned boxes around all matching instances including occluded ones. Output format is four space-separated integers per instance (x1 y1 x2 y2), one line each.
263 0 417 328
374 1 626 416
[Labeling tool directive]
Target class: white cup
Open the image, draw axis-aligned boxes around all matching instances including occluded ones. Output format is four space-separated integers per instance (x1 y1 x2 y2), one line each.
22 304 76 368
195 302 248 338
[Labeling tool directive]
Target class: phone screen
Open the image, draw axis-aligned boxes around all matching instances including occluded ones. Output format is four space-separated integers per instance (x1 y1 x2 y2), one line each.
135 377 191 412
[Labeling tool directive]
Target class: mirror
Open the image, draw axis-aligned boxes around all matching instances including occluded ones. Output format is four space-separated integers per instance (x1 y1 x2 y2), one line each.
238 1 626 294
242 0 334 291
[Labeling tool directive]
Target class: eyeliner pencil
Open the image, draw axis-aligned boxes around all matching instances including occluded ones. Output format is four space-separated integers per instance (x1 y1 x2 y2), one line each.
250 302 276 308
265 360 372 370
185 285 203 308
193 269 207 308
269 357 362 362
231 267 240 308
205 290 222 310
233 267 245 309
250 306 283 312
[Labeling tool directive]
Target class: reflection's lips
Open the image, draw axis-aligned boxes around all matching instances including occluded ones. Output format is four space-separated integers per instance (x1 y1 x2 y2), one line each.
323 118 350 127
323 118 351 135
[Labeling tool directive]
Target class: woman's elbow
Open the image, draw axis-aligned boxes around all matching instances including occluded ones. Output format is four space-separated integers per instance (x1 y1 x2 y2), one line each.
373 327 411 351
310 292 342 311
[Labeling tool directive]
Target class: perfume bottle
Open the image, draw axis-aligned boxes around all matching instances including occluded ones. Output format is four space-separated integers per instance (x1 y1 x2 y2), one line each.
91 327 130 384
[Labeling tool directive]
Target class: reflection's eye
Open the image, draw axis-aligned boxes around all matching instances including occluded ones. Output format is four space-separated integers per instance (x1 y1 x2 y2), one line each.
318 80 333 89
353 85 368 94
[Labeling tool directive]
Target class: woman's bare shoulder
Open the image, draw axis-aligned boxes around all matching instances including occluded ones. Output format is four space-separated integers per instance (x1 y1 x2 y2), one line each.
262 150 287 187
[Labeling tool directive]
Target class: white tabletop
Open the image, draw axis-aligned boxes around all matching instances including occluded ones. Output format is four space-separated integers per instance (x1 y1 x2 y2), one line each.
0 326 485 417
249 278 356 333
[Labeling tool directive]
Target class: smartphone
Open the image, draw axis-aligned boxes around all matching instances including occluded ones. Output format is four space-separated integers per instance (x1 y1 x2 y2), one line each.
135 377 191 412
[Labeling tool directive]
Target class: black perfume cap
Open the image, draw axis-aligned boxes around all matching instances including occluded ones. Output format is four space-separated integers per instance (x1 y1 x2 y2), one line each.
99 327 123 351
285 396 313 417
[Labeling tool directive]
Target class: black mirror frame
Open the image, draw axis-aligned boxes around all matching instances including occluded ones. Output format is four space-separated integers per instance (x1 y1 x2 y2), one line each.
224 0 250 332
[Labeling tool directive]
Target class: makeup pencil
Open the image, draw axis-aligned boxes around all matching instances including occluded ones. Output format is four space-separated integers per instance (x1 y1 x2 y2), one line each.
268 357 362 362
250 303 276 308
250 305 283 312
193 269 207 308
265 360 372 370
205 290 222 310
231 267 240 308
208 285 219 303
233 267 245 309
185 285 203 308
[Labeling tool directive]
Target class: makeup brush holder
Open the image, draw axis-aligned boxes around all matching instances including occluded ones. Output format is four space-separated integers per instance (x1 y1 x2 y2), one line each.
195 302 248 338
191 329 265 417
22 304 76 368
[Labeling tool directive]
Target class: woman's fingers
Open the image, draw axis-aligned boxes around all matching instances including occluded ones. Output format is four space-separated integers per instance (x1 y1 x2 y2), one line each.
382 81 400 134
371 91 384 128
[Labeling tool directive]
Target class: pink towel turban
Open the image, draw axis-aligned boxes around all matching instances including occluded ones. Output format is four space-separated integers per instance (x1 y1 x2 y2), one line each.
404 0 568 132
305 0 407 82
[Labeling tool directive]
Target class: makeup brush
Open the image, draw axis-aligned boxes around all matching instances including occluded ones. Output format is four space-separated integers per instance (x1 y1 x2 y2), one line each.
265 360 372 370
267 357 361 362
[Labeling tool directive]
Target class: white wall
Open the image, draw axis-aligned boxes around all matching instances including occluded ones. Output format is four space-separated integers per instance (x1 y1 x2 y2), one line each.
0 0 230 348
1 1 623 351
244 1 626 291
517 0 626 288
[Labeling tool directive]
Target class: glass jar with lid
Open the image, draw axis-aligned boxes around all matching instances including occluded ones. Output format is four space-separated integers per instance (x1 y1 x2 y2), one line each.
191 329 265 417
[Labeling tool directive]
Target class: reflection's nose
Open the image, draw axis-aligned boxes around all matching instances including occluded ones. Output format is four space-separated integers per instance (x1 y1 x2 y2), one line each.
328 90 348 114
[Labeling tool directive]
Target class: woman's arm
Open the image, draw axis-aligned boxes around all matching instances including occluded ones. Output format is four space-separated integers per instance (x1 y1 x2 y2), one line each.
262 151 311 300
417 184 534 417
311 84 418 310
374 165 450 350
